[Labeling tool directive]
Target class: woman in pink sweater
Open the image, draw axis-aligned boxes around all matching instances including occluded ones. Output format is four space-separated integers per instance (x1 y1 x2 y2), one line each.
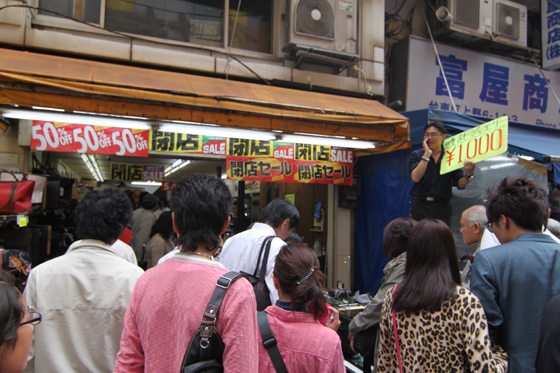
258 243 345 373
114 174 259 373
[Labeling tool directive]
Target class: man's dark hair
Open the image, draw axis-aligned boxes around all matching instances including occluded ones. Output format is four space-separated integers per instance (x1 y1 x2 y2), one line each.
138 191 149 206
394 219 461 313
75 189 132 244
170 174 232 253
260 198 300 229
425 121 447 135
142 194 159 210
150 211 175 240
382 217 417 258
486 177 549 231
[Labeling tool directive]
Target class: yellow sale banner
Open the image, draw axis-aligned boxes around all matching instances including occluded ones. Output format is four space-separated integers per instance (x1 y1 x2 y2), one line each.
441 116 508 174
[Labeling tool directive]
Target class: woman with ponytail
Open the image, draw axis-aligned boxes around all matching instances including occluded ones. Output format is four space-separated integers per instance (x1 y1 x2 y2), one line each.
258 243 345 373
376 219 508 373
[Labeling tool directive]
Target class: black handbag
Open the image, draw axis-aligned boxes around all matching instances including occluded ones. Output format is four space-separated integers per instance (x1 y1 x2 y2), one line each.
180 271 244 373
240 236 275 311
353 324 379 372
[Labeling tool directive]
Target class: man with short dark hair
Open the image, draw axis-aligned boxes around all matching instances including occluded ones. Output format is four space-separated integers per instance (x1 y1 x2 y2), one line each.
24 189 144 372
219 198 300 305
471 177 560 373
409 121 476 226
114 174 258 372
131 193 159 262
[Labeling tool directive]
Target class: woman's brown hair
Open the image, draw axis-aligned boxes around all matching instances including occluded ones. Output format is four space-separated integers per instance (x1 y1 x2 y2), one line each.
393 219 461 313
274 243 327 320
382 218 417 258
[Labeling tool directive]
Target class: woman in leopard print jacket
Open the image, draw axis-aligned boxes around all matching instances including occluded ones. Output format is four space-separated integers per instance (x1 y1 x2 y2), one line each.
377 219 507 373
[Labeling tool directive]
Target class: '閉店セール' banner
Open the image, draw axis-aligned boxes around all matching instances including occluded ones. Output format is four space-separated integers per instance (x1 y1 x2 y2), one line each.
441 116 508 174
226 139 354 185
31 121 149 157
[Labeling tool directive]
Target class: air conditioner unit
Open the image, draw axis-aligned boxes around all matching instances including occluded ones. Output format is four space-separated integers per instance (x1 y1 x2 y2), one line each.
492 0 527 47
284 0 357 54
436 0 493 37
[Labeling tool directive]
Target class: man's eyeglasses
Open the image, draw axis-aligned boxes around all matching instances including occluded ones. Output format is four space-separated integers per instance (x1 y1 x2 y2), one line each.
424 132 442 138
20 311 42 327
484 218 499 233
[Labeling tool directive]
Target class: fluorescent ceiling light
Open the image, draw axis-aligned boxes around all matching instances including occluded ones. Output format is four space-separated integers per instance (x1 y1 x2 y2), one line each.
164 160 191 177
1 109 152 130
31 106 65 112
280 134 376 149
158 123 276 141
81 154 102 182
131 181 163 186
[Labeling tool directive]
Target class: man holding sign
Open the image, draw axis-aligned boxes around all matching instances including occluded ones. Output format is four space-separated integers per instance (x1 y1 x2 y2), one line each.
409 121 475 226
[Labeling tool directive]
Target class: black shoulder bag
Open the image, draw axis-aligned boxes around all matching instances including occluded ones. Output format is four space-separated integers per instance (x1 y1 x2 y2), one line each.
180 271 244 373
257 312 288 373
240 235 275 311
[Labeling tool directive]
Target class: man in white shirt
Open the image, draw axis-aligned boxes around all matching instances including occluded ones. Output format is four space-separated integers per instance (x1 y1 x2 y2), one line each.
24 189 144 373
459 205 486 288
219 198 300 306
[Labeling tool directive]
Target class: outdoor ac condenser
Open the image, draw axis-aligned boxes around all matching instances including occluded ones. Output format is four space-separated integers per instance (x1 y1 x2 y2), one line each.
284 0 357 54
492 0 527 47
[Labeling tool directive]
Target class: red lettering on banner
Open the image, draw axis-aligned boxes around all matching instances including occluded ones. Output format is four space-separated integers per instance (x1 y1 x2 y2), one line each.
445 147 456 166
479 134 489 155
467 139 478 159
491 129 502 151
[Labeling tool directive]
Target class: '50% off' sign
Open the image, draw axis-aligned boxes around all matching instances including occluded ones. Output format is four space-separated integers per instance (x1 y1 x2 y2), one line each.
31 121 149 157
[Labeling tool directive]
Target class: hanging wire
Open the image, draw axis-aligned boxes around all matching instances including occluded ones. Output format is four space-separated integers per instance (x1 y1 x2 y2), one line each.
529 53 560 113
225 0 242 80
422 8 458 112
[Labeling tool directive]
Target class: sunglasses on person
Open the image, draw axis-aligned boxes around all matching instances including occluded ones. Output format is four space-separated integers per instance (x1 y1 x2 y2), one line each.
484 217 500 233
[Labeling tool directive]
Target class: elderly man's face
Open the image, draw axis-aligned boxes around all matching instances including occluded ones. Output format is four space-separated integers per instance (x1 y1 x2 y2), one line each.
460 212 483 245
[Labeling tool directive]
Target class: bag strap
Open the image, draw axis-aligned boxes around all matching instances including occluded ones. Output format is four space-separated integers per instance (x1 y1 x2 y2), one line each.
391 285 403 373
252 236 275 280
196 271 245 361
257 312 288 373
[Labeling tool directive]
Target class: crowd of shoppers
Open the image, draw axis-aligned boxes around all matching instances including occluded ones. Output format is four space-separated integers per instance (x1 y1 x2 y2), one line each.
1 174 559 373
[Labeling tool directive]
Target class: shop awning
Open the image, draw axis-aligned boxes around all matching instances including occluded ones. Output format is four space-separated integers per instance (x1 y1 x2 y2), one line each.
0 49 410 154
402 109 560 164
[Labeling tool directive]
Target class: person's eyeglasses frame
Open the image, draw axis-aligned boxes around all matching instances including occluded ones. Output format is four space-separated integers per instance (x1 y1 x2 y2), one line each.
485 217 500 233
20 311 42 326
423 132 442 138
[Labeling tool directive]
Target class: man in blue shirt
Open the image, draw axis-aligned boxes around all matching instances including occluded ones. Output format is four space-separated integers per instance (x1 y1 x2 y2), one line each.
409 121 475 226
471 177 560 373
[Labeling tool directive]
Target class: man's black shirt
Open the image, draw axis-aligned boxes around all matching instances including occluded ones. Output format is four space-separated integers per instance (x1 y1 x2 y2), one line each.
409 147 464 200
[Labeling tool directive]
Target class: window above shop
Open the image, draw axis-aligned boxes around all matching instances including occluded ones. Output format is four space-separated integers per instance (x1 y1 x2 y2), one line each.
37 0 273 54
